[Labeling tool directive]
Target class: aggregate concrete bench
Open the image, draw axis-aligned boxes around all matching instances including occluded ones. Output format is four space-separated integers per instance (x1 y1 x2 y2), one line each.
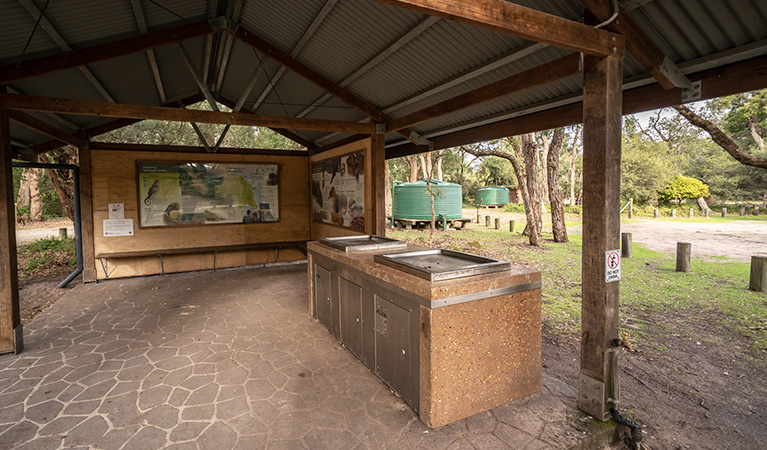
95 241 307 278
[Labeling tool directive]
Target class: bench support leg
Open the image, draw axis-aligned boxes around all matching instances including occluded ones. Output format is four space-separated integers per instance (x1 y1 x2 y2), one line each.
98 259 108 279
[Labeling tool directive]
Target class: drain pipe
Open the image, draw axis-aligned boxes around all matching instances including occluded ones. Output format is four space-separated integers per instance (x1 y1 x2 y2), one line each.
610 408 643 450
12 162 83 288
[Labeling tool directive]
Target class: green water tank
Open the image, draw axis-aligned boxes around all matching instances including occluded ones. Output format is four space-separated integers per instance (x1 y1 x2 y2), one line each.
477 186 509 206
392 179 462 220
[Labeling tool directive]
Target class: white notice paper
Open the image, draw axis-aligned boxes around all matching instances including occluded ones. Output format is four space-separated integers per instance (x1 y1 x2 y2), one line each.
103 219 134 237
108 203 124 220
605 249 621 282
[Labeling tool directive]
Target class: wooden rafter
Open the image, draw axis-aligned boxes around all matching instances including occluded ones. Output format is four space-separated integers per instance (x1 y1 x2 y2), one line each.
0 19 218 84
0 93 376 134
387 53 581 132
8 111 81 147
232 26 427 145
372 0 624 57
386 54 767 159
129 0 166 103
216 96 316 150
582 0 690 89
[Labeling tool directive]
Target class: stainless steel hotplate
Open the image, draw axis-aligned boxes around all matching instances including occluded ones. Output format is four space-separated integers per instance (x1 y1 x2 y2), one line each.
373 249 510 281
319 235 408 252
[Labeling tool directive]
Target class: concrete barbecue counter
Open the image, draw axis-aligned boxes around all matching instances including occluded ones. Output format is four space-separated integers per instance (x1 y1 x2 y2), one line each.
307 240 542 428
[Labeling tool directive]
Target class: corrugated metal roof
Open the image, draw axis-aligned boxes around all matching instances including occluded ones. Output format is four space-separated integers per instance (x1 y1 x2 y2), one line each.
1 0 766 152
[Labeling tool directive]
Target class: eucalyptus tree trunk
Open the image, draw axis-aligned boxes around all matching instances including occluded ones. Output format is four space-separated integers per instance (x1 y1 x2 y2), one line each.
569 125 581 206
547 128 568 242
521 133 543 236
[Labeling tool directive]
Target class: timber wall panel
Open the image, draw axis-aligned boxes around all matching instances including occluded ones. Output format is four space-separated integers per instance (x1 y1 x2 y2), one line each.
91 149 310 279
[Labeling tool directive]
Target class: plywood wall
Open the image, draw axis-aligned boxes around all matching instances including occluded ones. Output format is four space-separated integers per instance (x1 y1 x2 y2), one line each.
91 149 309 279
309 138 371 241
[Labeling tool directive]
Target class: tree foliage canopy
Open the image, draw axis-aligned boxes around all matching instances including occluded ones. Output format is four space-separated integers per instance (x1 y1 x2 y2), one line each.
658 176 710 205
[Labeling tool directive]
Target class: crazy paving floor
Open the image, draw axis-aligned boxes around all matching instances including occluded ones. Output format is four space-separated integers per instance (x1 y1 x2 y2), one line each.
0 263 610 449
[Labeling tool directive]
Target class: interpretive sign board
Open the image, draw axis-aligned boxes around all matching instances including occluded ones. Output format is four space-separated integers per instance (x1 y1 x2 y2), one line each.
137 161 279 228
311 151 365 231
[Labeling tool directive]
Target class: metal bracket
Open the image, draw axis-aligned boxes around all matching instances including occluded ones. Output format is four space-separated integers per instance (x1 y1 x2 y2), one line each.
681 80 702 103
376 123 386 135
578 373 607 420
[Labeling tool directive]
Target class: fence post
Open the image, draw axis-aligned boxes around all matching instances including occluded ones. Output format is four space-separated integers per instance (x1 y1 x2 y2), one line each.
621 232 632 258
476 213 480 223
485 216 491 227
689 208 694 218
671 208 676 218
495 218 500 230
722 207 727 218
676 242 691 272
628 198 633 219
654 209 659 218
754 207 760 216
509 220 515 233
740 206 745 216
749 256 767 292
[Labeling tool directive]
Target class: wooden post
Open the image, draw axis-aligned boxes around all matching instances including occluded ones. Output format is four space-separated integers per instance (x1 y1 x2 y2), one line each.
722 207 727 218
749 256 767 292
509 220 515 233
671 208 676 218
627 198 633 219
495 217 500 229
653 209 659 218
0 100 22 354
621 233 632 258
579 53 622 421
58 228 67 239
754 207 760 216
705 209 710 218
78 144 97 282
676 242 691 272
476 213 480 223
740 206 745 216
370 134 386 236
689 208 694 218
485 216 491 227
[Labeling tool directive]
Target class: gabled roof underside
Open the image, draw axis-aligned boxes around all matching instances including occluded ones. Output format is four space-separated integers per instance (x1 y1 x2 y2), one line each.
2 0 766 154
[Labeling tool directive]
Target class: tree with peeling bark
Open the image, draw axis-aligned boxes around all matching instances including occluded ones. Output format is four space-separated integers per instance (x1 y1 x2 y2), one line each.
547 128 568 243
520 133 544 237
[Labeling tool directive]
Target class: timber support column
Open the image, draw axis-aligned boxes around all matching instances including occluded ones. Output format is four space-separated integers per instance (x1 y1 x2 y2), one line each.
579 53 623 420
78 142 96 283
0 98 22 354
371 132 386 236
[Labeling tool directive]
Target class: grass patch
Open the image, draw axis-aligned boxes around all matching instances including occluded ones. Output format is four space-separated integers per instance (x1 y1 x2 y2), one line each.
387 225 767 354
17 237 76 278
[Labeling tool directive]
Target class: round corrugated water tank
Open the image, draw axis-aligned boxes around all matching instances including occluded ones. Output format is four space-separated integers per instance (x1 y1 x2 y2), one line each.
392 179 462 220
477 186 509 206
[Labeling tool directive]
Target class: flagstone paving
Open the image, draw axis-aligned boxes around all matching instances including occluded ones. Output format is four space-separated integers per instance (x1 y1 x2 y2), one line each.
0 263 616 449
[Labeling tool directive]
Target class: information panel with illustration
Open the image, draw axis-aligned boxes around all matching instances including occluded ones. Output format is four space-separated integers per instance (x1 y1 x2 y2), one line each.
137 161 279 227
311 151 364 231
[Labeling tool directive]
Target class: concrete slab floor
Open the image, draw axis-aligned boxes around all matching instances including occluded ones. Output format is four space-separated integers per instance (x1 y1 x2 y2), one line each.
0 264 617 449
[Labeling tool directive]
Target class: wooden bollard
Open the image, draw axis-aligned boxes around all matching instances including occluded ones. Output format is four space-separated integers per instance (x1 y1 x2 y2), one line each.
621 232 632 258
485 216 491 227
740 206 745 216
654 209 659 218
476 213 480 223
671 209 677 218
749 256 767 292
628 198 633 219
722 207 727 218
509 220 515 233
676 242 691 272
689 208 694 218
59 228 67 239
705 209 710 218
495 218 500 230
755 207 760 216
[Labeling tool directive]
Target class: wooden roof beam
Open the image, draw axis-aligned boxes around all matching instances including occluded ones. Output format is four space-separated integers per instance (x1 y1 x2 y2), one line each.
387 53 581 132
216 96 316 150
129 0 167 103
8 111 81 147
0 93 376 134
232 26 429 145
0 19 219 84
373 0 624 57
582 0 690 89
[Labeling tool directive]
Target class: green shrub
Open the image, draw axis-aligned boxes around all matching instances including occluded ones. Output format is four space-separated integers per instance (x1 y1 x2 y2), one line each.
658 176 710 206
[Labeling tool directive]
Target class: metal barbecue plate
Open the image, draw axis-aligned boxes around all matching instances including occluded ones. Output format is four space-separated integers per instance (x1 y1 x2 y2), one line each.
373 249 510 281
319 235 408 252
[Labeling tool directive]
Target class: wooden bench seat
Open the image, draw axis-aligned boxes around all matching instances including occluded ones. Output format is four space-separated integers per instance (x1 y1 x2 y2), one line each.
95 241 307 278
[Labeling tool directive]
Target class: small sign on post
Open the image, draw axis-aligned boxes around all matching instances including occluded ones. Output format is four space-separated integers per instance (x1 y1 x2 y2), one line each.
605 250 621 283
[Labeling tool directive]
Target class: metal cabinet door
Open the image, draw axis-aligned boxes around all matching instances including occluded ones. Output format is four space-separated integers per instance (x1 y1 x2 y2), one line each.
314 264 332 331
339 277 363 359
374 294 412 404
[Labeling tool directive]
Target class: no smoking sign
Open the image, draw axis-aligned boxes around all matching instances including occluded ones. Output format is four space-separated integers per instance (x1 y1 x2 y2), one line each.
605 250 621 283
